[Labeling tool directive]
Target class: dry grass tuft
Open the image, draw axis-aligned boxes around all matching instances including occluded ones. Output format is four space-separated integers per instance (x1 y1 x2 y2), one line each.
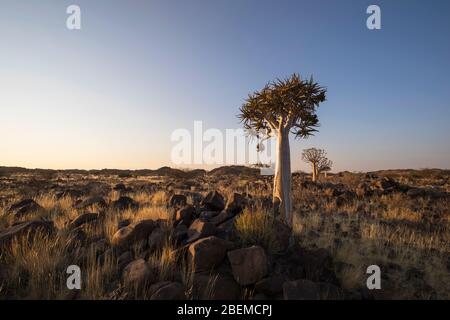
151 191 169 206
235 208 283 254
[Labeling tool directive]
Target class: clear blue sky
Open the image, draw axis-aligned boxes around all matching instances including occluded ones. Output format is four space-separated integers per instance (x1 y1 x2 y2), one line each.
1 0 449 172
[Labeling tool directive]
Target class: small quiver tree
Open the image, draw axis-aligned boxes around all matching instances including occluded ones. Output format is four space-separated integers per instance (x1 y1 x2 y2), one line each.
301 148 327 182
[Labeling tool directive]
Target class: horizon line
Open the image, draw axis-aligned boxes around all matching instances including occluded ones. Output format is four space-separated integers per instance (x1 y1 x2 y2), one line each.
1 165 449 174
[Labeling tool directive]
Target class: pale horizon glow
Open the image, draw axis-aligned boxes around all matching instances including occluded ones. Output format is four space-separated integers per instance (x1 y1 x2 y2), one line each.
1 0 449 172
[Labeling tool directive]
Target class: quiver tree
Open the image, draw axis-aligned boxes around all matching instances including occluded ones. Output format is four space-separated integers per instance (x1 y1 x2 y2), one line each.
318 157 333 178
302 148 328 182
239 74 326 227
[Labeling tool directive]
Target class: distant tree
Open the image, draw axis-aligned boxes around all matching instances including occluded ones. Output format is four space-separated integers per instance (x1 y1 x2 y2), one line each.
302 148 329 182
318 157 333 178
239 74 326 227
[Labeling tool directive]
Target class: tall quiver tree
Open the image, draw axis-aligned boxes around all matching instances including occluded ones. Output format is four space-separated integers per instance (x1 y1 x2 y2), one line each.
239 74 326 227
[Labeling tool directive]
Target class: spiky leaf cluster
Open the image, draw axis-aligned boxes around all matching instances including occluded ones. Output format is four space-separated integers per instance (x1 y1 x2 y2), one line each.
238 73 326 139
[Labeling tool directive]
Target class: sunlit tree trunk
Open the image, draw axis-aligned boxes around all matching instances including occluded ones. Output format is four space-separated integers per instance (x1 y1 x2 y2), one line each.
273 128 292 227
312 163 316 182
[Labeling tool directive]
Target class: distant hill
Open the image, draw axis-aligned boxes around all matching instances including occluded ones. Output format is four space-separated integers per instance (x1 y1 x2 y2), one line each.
208 165 259 177
0 165 206 178
369 168 450 179
1 166 448 179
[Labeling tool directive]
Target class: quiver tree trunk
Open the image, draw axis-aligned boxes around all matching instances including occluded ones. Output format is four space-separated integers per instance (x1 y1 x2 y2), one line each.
273 128 292 227
311 163 317 182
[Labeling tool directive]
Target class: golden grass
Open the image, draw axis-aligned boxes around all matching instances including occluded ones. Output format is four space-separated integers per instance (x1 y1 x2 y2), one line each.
132 191 153 205
234 208 283 254
1 170 449 299
150 191 169 206
361 222 447 252
81 247 117 299
148 241 179 282
133 206 170 222
2 232 68 299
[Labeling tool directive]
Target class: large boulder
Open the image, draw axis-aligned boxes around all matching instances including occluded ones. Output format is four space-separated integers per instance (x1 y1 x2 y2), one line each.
169 194 187 207
69 213 99 229
406 188 426 198
117 251 133 274
370 177 399 193
75 196 107 209
112 226 134 249
8 199 42 219
0 220 55 246
112 196 139 211
188 236 233 271
148 228 166 252
174 205 196 227
118 219 131 229
122 259 152 290
192 270 241 300
255 274 288 296
186 219 217 243
227 246 268 285
189 192 203 206
170 224 188 244
56 189 84 200
209 210 235 226
149 281 185 300
283 279 319 299
112 219 158 249
225 193 246 215
113 183 127 191
201 191 225 212
355 183 371 197
198 211 220 221
113 183 133 193
283 279 344 300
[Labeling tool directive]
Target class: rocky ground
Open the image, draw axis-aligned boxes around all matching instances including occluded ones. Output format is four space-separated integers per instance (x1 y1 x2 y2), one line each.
0 166 449 300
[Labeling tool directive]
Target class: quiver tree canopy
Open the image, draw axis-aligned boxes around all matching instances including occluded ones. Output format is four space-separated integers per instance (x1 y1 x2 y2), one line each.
239 73 326 136
318 157 333 173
